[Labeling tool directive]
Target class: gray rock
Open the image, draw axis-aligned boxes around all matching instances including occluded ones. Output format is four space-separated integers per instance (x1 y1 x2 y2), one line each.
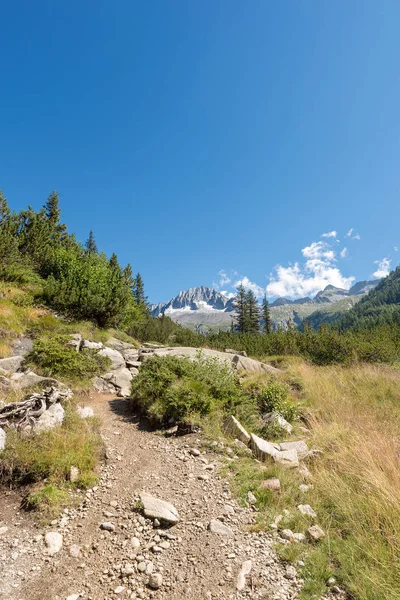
148 573 163 589
106 336 135 352
0 526 9 536
293 532 306 542
208 519 233 537
250 433 280 461
140 492 180 525
274 449 299 468
263 411 293 434
69 544 81 557
92 376 115 393
247 491 257 505
10 371 62 390
82 340 103 350
223 415 251 445
123 349 140 362
35 403 65 432
236 559 252 591
0 356 24 373
12 336 33 356
0 376 12 394
100 522 115 531
297 504 317 518
66 334 82 352
44 531 63 555
307 524 325 541
98 347 125 370
260 478 281 492
76 405 94 419
285 565 297 579
281 529 295 542
189 448 200 457
109 366 133 397
70 466 80 483
280 440 309 459
0 427 6 451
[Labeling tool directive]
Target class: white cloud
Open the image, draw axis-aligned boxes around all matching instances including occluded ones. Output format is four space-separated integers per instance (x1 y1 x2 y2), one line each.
346 228 353 238
220 290 235 299
394 246 398 252
340 247 348 258
266 239 354 298
218 270 231 287
352 234 361 240
234 276 265 298
372 257 391 279
321 230 337 238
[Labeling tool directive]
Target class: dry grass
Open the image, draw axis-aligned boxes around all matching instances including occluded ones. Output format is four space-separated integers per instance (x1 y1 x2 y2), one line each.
224 361 400 600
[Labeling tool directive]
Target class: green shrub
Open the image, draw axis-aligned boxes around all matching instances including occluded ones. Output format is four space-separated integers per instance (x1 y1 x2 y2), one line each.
131 353 245 424
257 380 298 422
26 334 111 380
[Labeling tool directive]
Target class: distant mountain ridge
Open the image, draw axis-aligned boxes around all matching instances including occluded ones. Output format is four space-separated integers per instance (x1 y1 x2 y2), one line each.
151 280 381 332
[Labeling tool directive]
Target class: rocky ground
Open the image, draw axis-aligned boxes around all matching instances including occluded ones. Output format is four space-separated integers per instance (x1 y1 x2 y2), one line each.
0 392 304 600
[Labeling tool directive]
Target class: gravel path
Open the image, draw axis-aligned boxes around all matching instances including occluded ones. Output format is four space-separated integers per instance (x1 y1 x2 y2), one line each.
0 393 301 600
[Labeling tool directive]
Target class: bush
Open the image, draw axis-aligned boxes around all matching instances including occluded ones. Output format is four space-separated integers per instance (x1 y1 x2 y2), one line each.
257 380 298 422
131 353 245 424
26 335 111 380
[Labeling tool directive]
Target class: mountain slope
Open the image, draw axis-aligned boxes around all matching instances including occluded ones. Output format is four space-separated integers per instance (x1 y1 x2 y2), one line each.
338 266 400 329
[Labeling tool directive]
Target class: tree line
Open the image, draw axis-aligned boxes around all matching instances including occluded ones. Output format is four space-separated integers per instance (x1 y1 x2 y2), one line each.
232 284 272 334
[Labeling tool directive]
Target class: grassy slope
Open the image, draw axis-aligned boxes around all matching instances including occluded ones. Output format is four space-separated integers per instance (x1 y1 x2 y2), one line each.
220 361 400 600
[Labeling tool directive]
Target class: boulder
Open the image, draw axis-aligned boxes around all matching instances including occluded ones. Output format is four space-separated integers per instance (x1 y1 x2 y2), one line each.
109 366 133 397
0 376 12 394
140 492 180 525
298 504 317 518
0 356 24 373
10 371 62 390
77 405 94 419
12 336 33 356
223 415 251 445
236 559 252 591
280 440 309 459
126 359 141 369
82 340 103 350
250 433 280 461
70 466 80 483
106 336 136 352
98 347 125 370
44 531 63 555
129 367 140 377
0 427 6 451
208 519 233 537
93 376 115 393
263 411 293 434
274 449 299 468
35 403 65 432
231 354 278 374
66 334 82 352
225 349 247 357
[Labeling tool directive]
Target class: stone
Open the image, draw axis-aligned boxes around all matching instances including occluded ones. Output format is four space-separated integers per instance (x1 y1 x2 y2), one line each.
148 573 163 589
109 366 133 397
189 448 200 456
223 415 251 445
100 522 115 532
44 531 63 556
92 376 115 393
98 347 125 370
280 440 309 459
123 349 140 362
327 577 337 587
250 433 280 461
263 411 293 434
66 595 81 600
70 466 80 483
127 361 141 369
299 484 310 493
69 544 81 557
35 403 65 432
298 504 317 518
231 353 278 374
307 524 325 541
274 449 299 468
10 371 62 390
285 565 297 579
140 492 180 525
82 340 103 350
114 586 125 594
76 405 94 419
0 427 6 451
208 519 233 537
0 376 12 394
281 529 295 542
298 464 313 481
236 559 252 591
293 532 306 542
225 348 247 357
247 491 257 505
106 336 135 352
66 334 82 352
0 526 9 535
0 356 24 373
260 478 281 492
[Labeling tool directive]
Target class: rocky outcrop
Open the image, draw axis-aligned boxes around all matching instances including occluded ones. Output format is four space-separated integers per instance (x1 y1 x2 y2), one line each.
98 347 125 370
0 356 24 373
223 415 251 445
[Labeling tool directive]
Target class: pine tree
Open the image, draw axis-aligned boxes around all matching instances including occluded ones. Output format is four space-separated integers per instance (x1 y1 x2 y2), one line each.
262 294 272 333
246 290 260 334
109 253 119 269
233 284 247 333
0 191 10 222
123 263 134 290
132 272 148 306
44 190 67 239
85 230 98 254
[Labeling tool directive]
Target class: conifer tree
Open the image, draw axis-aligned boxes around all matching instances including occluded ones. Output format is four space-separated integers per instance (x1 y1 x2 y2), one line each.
246 289 260 334
0 191 10 222
262 294 272 333
123 263 134 290
85 230 98 254
233 284 247 333
44 190 67 239
133 272 148 307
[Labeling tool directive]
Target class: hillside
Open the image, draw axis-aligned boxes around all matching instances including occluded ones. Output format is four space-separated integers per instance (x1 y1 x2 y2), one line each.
337 266 400 329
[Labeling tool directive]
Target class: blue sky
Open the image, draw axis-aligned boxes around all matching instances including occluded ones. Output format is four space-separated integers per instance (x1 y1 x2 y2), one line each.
1 1 399 303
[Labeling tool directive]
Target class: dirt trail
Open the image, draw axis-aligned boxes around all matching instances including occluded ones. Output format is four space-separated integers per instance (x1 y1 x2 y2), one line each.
0 393 301 600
